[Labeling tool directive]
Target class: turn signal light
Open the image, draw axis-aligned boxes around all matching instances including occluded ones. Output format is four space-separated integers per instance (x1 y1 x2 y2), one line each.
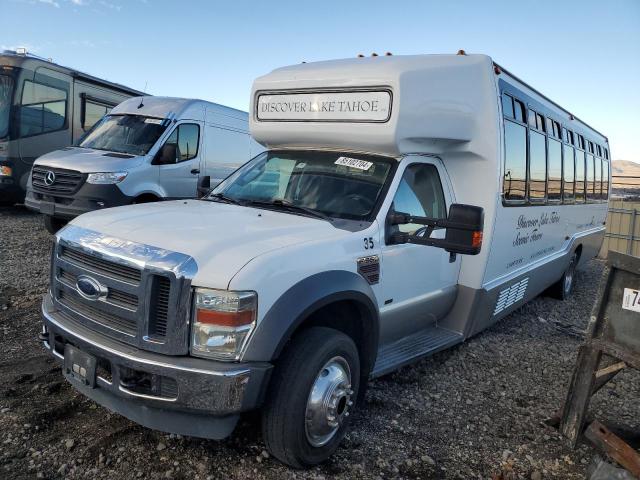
472 231 483 249
0 165 12 177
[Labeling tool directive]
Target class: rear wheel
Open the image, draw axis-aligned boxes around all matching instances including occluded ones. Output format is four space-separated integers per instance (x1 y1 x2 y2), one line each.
44 215 67 234
547 251 578 300
261 327 360 469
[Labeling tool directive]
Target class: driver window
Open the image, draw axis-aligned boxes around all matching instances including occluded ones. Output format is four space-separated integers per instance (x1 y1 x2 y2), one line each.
392 164 446 234
164 123 200 163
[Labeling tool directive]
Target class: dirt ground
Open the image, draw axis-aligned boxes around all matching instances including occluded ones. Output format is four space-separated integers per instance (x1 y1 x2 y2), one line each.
0 205 638 480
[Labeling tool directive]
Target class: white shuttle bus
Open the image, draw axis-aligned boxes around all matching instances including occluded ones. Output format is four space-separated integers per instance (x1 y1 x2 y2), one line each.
25 96 263 232
39 54 610 468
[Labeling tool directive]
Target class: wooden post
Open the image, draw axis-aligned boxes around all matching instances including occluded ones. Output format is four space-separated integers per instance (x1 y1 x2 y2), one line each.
585 421 640 478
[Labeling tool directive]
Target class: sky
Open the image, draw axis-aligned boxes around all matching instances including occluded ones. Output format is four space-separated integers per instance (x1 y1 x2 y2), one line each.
2 0 639 161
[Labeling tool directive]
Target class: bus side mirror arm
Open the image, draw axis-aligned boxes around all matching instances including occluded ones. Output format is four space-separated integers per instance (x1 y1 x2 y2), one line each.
388 204 485 255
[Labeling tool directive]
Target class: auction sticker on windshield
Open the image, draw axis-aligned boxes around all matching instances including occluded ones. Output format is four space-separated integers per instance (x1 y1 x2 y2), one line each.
144 118 163 124
335 157 373 171
622 288 640 313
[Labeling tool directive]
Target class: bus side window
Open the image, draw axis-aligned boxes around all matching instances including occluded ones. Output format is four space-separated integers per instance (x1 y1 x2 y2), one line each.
547 137 562 202
586 154 595 201
19 79 68 137
503 119 527 202
562 143 575 202
575 151 586 203
602 160 609 200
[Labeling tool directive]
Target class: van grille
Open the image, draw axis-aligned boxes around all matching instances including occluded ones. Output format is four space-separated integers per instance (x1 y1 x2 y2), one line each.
32 166 84 195
149 276 171 338
57 289 137 336
59 269 138 310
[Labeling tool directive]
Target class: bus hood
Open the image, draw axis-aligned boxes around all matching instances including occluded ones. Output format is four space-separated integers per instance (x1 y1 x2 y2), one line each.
66 200 348 288
34 147 144 173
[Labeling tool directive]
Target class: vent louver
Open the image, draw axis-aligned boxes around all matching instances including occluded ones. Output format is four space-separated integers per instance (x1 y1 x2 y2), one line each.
357 255 380 285
493 277 529 315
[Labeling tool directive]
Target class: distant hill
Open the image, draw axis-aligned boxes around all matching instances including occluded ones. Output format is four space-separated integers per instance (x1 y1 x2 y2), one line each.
612 160 640 176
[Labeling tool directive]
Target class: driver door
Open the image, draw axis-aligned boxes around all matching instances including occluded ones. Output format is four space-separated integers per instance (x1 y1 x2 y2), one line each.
377 158 461 344
157 122 202 198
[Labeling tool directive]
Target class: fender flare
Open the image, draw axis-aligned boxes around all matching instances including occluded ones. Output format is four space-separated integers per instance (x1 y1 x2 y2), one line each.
241 270 380 371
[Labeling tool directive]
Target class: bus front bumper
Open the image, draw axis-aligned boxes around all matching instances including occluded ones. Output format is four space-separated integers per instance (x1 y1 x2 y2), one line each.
40 294 272 440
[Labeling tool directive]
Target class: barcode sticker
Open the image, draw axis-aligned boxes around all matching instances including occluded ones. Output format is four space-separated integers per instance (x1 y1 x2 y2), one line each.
622 288 640 313
335 157 373 171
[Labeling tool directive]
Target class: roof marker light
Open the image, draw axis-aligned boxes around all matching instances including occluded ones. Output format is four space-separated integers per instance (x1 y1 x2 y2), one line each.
457 49 467 56
494 65 502 75
385 52 393 56
357 54 365 58
371 52 378 57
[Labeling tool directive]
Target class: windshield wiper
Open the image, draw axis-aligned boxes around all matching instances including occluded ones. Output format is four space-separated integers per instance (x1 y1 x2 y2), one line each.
246 199 333 223
206 193 244 206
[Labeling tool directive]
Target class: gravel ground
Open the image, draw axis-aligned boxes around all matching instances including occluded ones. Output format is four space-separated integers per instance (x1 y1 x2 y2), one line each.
0 206 639 480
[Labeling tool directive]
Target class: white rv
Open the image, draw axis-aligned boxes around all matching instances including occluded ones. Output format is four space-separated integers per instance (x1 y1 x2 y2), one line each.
39 54 610 468
25 96 263 232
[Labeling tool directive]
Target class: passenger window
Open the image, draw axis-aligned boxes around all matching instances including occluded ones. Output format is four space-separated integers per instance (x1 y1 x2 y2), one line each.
604 148 609 160
529 130 547 201
602 161 609 199
19 80 68 137
164 123 200 163
586 154 595 200
513 99 526 123
575 152 586 202
547 138 562 201
503 120 527 201
595 158 603 200
392 164 446 235
563 144 575 202
501 93 514 119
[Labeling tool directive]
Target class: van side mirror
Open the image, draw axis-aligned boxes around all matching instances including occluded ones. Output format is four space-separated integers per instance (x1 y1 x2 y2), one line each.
197 175 211 198
153 143 177 165
387 203 484 255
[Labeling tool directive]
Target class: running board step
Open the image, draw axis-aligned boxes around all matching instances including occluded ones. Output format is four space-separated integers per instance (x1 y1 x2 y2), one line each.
372 326 463 377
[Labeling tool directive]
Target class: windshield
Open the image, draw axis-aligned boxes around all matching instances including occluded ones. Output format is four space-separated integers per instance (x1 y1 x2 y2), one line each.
0 75 13 139
79 114 168 156
210 150 394 221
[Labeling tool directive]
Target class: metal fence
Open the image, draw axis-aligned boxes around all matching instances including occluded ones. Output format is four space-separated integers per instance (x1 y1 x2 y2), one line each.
600 175 640 258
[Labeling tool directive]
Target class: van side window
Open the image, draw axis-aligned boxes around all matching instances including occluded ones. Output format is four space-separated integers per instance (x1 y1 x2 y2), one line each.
19 79 68 137
595 158 603 201
392 164 446 235
586 154 595 201
164 123 200 163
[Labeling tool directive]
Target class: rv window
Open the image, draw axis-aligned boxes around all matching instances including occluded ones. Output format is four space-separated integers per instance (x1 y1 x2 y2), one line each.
575 151 586 202
501 93 514 118
0 75 13 139
586 154 595 200
392 164 447 234
167 123 200 162
548 138 562 201
529 130 547 201
503 120 527 201
602 160 609 199
19 80 68 137
514 99 526 123
562 144 575 202
84 100 112 130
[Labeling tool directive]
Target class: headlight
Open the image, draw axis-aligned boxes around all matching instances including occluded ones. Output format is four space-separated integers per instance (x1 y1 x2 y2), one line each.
190 288 257 361
86 171 128 184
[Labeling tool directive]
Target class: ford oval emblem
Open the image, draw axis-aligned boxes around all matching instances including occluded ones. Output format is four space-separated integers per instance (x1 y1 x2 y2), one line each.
76 275 108 301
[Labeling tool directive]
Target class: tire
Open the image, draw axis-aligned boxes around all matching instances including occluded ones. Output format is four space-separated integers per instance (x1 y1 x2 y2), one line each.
44 215 67 234
547 251 578 300
261 327 360 469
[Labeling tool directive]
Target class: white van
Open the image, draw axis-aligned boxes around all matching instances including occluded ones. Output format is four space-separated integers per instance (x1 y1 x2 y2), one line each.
39 54 610 468
25 96 263 232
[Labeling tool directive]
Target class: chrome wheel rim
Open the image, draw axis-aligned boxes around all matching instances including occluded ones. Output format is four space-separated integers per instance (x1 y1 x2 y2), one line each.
305 356 354 448
564 255 577 294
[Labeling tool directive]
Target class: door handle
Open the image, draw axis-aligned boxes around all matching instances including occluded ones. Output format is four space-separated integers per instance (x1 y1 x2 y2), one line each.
190 169 200 175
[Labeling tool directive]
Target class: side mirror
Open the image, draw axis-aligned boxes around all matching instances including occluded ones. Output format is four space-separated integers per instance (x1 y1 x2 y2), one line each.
153 143 177 165
197 175 211 198
388 203 484 255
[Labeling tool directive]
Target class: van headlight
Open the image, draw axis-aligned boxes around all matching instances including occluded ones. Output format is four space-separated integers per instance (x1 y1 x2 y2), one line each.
190 288 257 361
86 172 128 184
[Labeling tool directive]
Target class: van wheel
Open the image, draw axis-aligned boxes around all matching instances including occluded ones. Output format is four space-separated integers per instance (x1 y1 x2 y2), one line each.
547 251 578 300
44 215 67 234
261 327 360 469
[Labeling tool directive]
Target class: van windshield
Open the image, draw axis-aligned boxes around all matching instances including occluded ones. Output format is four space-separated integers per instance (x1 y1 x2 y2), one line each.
0 75 13 139
210 150 394 221
79 114 168 156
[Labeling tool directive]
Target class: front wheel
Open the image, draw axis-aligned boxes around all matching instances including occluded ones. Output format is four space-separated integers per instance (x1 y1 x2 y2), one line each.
44 215 67 234
261 327 360 469
547 251 578 300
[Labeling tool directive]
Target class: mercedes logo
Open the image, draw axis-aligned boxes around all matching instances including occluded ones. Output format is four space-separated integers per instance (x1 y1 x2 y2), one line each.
44 170 56 186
